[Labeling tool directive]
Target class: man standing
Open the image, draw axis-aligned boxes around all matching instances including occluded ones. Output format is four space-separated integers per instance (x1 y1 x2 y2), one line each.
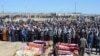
63 26 67 43
57 27 62 42
79 37 87 56
40 27 44 40
31 28 35 41
95 34 100 55
15 27 19 41
48 27 53 40
67 28 72 43
87 32 94 53
21 28 28 42
11 27 16 42
2 27 8 41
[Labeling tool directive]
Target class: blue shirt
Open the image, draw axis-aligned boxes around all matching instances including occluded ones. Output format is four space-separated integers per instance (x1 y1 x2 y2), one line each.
87 34 94 43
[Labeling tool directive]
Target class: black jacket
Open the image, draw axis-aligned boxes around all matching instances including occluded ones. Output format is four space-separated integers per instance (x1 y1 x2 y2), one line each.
96 36 100 47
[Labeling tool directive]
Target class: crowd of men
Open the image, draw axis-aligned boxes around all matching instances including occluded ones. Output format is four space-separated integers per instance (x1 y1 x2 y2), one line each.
0 18 100 56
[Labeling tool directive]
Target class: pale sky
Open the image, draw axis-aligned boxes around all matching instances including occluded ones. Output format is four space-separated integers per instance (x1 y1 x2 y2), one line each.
0 0 100 14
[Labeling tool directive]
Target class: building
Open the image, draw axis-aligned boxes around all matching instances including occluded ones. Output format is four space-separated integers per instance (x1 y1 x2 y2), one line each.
0 12 100 22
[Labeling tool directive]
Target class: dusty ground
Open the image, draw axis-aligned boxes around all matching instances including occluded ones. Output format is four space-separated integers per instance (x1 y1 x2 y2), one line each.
0 41 24 56
0 41 98 56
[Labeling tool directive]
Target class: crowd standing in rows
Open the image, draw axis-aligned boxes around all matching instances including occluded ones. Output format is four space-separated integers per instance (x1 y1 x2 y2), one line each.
0 19 100 56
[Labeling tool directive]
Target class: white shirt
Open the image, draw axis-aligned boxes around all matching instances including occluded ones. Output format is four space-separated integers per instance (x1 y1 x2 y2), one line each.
58 28 62 35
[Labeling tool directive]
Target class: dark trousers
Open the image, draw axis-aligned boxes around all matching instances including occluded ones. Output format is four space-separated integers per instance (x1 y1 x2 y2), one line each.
41 36 44 40
15 34 19 41
53 35 58 44
58 35 63 42
0 34 2 40
61 33 66 43
49 36 53 41
79 47 85 56
53 44 57 56
22 35 27 42
96 46 100 55
31 35 34 41
44 35 48 40
11 35 16 42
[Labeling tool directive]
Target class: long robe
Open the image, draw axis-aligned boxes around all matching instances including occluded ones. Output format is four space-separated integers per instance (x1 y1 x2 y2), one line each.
2 28 8 41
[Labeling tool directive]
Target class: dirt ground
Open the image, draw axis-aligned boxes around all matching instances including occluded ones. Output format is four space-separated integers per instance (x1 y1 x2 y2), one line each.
0 41 24 56
0 41 98 56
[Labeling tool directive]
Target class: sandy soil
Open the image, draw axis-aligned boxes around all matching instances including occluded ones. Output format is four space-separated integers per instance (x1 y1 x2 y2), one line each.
0 41 98 56
0 41 25 56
